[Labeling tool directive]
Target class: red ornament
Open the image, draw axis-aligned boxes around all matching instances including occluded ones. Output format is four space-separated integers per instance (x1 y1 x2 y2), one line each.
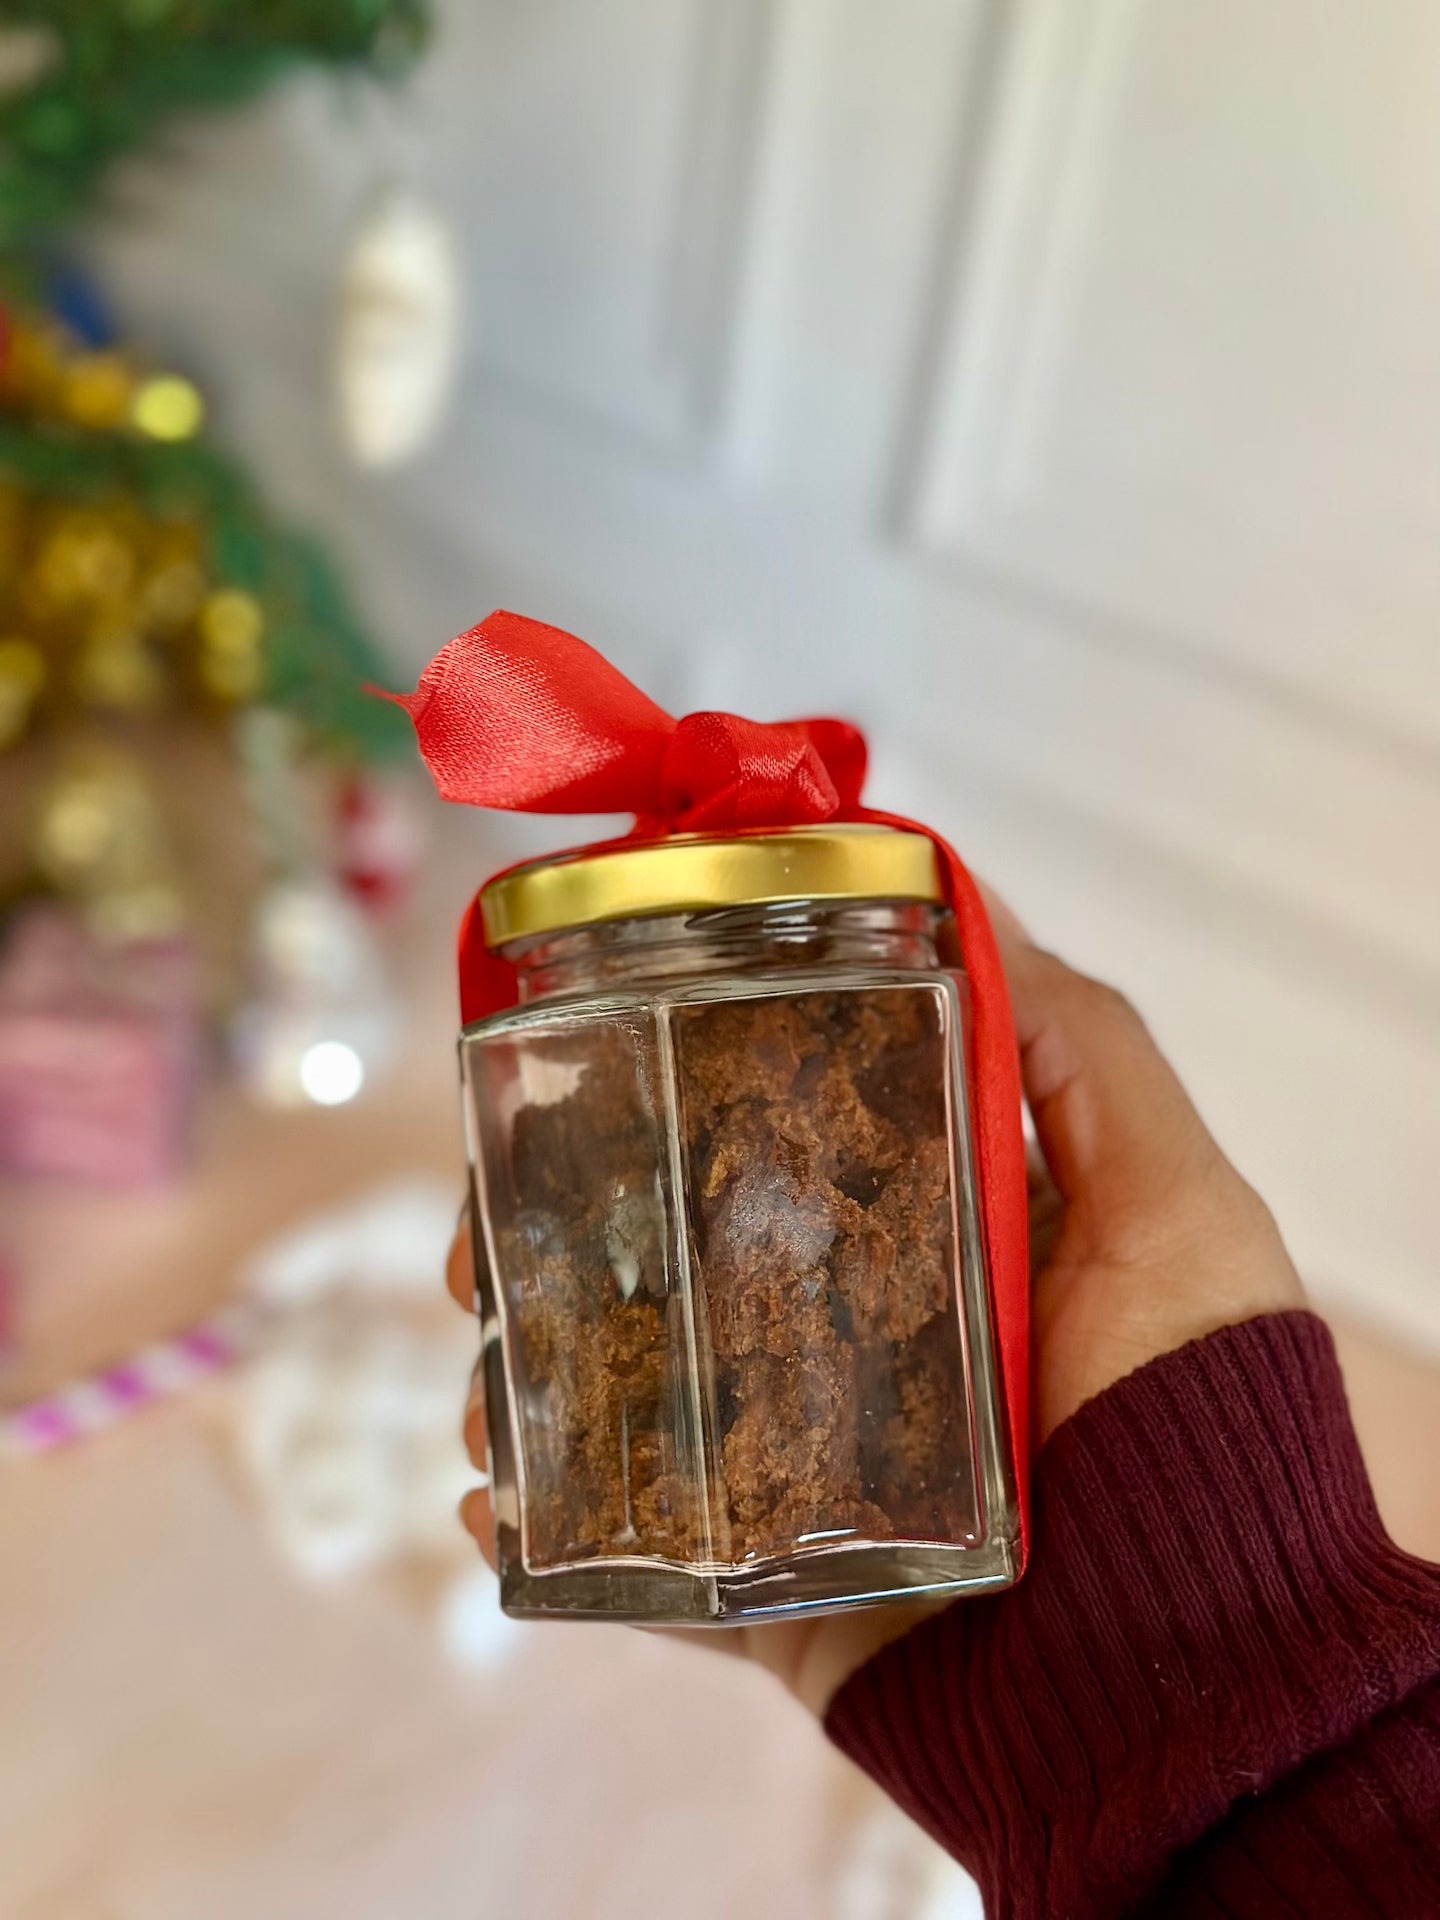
334 772 423 915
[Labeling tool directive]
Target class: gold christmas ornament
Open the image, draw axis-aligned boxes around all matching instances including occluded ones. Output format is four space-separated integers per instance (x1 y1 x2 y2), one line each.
0 482 24 567
70 625 167 714
77 527 136 605
30 743 186 941
2 315 206 449
59 351 135 431
0 634 45 746
139 553 207 631
198 586 265 700
2 317 66 411
32 511 136 612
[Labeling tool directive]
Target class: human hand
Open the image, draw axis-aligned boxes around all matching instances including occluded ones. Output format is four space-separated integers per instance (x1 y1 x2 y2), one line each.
447 895 1305 1711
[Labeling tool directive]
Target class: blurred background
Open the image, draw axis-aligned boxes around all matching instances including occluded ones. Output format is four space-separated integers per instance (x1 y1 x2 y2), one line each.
1 4 1438 1917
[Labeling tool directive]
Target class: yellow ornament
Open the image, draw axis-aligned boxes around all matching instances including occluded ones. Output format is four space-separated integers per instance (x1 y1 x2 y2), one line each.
60 352 135 431
77 527 136 605
198 586 265 700
3 318 65 411
0 635 45 747
32 512 136 611
30 524 88 612
90 880 188 947
0 484 27 584
140 555 208 632
71 627 167 714
131 374 205 442
31 744 186 940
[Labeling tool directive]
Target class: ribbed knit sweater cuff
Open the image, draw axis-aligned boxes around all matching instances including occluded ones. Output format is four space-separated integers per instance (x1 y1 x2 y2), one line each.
824 1312 1440 1918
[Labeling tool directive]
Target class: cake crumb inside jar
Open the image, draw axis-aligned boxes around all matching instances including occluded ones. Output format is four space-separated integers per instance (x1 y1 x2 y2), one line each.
674 985 979 1561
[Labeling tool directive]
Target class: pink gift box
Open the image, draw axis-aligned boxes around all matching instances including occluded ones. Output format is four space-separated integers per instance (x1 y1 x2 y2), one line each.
0 910 201 1187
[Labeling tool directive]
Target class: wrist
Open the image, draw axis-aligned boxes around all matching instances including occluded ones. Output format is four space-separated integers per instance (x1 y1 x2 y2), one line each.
826 1311 1440 1915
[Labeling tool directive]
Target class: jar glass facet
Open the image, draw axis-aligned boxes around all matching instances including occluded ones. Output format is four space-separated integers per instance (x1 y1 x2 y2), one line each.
461 897 1019 1623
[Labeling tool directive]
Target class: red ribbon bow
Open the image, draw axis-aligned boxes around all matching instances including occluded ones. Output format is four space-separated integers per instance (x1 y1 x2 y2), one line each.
386 609 1031 1548
384 609 869 831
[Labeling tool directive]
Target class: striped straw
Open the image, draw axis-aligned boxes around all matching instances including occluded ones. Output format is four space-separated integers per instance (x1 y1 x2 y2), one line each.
0 1300 260 1457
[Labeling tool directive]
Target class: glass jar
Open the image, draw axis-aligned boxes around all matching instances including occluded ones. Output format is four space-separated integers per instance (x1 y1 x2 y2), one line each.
460 826 1020 1623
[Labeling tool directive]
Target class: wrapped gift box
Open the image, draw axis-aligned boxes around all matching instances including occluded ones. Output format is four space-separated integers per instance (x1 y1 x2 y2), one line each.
0 909 200 1186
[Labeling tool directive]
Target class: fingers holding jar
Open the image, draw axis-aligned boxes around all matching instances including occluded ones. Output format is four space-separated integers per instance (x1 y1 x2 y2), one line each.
459 1484 496 1566
448 1215 498 1568
983 907 1305 1443
446 1211 478 1315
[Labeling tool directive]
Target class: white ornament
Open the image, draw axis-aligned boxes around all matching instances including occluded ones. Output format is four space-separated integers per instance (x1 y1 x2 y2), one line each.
0 26 60 95
336 187 459 469
232 879 398 1108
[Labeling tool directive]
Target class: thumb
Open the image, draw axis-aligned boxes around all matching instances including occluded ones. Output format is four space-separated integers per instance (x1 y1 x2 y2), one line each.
981 892 1304 1444
992 925 1228 1248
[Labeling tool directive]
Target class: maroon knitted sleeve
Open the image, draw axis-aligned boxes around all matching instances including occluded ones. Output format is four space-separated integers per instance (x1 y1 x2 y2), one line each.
825 1312 1440 1918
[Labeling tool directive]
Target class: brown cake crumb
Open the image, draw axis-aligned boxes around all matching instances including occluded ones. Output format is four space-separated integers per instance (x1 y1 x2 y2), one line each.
675 987 974 1560
494 986 977 1570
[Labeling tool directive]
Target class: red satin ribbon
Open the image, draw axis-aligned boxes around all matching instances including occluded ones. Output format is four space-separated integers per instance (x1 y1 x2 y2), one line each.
387 609 1031 1551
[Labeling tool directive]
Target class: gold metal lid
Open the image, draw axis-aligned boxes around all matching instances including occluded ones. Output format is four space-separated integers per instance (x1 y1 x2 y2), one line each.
479 825 943 947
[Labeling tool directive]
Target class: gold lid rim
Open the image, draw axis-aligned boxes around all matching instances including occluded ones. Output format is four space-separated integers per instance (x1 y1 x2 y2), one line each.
479 825 943 948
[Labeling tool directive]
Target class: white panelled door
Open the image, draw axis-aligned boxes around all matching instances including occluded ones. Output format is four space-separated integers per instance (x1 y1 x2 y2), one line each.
95 0 1440 1343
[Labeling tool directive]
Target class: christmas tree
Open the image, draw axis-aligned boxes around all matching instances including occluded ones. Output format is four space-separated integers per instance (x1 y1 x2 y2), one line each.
0 2 427 253
0 3 433 1168
0 1 425 937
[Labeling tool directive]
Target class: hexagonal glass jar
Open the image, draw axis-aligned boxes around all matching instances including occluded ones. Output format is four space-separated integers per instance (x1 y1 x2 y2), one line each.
460 827 1019 1623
